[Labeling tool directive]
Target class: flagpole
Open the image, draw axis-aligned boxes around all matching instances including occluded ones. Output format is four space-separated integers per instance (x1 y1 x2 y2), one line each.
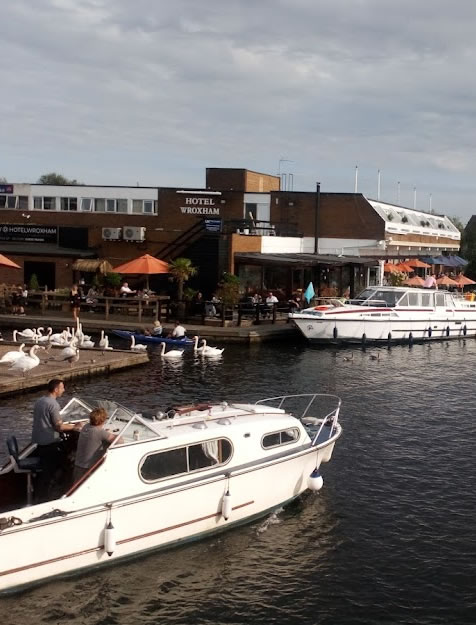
314 182 320 254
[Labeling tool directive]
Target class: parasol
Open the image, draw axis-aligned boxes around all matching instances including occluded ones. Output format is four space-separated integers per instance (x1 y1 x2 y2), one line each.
403 276 426 287
0 253 21 269
436 275 458 287
406 259 431 268
112 254 169 290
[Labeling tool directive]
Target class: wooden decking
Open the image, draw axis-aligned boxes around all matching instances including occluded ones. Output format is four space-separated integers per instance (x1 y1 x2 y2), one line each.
0 343 149 397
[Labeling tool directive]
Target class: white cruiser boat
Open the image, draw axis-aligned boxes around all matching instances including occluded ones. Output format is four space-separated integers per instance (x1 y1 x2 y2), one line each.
0 394 342 593
290 286 476 344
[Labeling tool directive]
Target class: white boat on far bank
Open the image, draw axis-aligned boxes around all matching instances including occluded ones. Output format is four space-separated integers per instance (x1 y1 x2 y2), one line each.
0 393 342 593
290 286 476 344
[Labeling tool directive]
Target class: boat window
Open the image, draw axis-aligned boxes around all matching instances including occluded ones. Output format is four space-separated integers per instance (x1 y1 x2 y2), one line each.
408 292 420 307
140 438 233 482
421 292 432 307
398 294 409 306
354 289 399 307
444 294 453 308
262 428 300 449
435 293 445 307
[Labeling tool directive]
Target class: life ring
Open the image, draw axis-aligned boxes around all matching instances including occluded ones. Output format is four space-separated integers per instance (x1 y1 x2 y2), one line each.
314 306 330 311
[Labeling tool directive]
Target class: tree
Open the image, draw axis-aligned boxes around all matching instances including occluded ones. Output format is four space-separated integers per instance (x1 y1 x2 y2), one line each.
169 258 198 301
448 216 465 232
216 273 241 307
37 172 79 185
29 273 39 291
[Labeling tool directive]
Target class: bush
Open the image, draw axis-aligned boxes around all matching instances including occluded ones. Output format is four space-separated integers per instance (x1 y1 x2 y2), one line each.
216 273 241 307
29 273 39 291
104 272 122 287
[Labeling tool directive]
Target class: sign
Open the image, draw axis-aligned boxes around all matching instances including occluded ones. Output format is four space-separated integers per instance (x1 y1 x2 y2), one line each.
180 196 220 216
204 219 222 232
0 224 58 244
0 184 13 194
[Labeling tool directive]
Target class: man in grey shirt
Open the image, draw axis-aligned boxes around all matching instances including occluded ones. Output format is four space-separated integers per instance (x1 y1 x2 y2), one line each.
32 379 79 502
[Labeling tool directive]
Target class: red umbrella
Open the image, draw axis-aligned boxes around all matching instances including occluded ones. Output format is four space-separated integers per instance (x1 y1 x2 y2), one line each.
0 253 20 269
113 254 169 290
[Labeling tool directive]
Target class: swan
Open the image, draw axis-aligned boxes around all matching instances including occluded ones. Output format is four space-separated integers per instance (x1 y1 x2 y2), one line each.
8 345 43 376
13 327 38 342
102 336 114 351
130 335 147 352
37 327 53 343
193 335 206 354
50 330 68 345
199 339 224 357
159 342 184 359
0 343 26 364
98 330 108 349
57 338 78 361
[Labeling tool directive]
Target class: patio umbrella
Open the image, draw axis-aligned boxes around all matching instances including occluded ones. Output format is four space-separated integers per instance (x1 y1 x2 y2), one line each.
453 274 476 286
403 276 426 287
0 253 20 269
436 275 458 287
406 259 431 268
395 262 415 273
384 263 399 273
112 254 169 290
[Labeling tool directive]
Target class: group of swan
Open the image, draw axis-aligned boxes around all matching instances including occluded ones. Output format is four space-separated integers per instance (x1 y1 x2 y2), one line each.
193 335 224 357
0 344 44 376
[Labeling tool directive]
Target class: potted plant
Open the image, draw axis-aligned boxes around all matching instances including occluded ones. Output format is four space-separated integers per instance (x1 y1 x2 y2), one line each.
169 257 198 318
216 273 241 323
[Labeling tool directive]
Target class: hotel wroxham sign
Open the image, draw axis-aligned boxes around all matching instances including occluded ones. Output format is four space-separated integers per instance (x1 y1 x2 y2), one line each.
0 184 13 194
0 224 58 243
180 196 220 216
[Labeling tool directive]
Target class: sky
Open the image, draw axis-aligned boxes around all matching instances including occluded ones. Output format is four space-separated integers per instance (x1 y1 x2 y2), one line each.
1 0 476 221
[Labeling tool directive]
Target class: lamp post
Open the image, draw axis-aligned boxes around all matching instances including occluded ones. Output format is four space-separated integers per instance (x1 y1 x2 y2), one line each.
314 182 320 255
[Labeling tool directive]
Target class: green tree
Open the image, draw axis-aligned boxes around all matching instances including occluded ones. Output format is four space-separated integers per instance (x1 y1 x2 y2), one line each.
37 172 79 185
216 273 241 307
448 215 465 232
29 273 39 291
461 219 476 279
169 258 198 301
104 272 122 288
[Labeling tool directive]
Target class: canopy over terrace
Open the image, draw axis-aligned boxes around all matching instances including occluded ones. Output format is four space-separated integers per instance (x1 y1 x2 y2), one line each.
113 254 170 290
234 252 377 297
72 259 113 274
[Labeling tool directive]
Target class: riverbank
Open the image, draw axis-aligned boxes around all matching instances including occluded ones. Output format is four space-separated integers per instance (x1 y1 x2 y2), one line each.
0 313 300 344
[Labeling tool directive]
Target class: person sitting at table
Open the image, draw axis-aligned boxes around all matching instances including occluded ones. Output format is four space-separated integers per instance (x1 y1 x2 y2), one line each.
73 407 123 483
120 282 136 297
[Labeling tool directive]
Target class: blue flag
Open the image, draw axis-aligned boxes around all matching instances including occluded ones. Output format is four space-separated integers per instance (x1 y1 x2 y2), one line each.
304 281 315 303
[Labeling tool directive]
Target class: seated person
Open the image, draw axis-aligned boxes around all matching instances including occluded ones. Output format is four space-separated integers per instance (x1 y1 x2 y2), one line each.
73 407 122 483
169 320 186 339
85 287 99 311
152 320 163 336
120 282 136 297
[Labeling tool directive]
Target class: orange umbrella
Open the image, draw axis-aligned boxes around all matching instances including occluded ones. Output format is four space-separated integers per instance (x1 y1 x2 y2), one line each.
113 254 169 290
384 263 399 273
0 253 20 269
403 276 426 287
453 274 476 286
436 275 458 287
395 262 415 273
406 259 431 268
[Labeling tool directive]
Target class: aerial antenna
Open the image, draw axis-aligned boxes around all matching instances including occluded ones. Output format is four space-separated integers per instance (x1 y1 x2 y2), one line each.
413 186 417 210
354 166 358 193
377 169 381 201
397 181 400 205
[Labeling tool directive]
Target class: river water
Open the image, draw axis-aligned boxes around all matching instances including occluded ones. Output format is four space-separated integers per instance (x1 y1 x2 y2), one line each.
0 337 475 624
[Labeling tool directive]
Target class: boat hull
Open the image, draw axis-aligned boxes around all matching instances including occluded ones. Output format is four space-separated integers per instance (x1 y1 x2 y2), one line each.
112 330 195 347
0 441 336 593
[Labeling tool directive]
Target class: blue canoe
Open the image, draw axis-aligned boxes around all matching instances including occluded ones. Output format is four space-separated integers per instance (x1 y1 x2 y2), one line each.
112 330 196 347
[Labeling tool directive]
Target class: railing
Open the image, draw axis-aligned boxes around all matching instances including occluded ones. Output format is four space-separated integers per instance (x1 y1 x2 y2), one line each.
224 219 302 238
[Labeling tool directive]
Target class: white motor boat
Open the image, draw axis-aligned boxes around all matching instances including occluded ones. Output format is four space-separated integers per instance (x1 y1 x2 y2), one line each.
290 286 476 344
0 393 342 593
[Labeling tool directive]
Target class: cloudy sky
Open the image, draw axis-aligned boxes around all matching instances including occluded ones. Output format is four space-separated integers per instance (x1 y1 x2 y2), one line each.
1 0 476 220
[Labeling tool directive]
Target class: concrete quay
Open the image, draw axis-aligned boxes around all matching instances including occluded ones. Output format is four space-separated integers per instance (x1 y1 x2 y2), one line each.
0 343 149 397
0 313 301 344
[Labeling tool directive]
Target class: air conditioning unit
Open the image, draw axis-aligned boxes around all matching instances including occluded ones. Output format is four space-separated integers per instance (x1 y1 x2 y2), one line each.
123 226 146 241
102 227 122 240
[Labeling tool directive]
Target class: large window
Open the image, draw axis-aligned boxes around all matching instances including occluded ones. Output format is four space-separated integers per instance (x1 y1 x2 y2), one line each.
60 197 78 211
117 199 128 213
95 198 105 212
140 438 233 482
43 197 56 210
106 199 116 212
132 199 155 214
262 428 300 449
80 198 93 211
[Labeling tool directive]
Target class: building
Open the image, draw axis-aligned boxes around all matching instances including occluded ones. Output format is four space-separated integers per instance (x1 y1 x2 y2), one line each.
0 173 460 297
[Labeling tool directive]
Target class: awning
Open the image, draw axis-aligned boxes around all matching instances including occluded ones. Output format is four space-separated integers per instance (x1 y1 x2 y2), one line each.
72 259 114 274
234 252 376 267
0 243 96 258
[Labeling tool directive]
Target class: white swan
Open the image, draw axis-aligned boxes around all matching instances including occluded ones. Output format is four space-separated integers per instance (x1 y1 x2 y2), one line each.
0 343 26 364
50 330 68 345
37 327 53 343
98 330 108 349
131 335 147 352
57 339 80 366
13 327 38 342
199 339 224 357
160 342 184 359
102 336 114 351
193 335 206 354
9 345 43 376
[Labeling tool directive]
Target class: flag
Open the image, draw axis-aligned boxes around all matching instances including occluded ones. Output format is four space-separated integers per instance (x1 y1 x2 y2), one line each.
304 281 315 303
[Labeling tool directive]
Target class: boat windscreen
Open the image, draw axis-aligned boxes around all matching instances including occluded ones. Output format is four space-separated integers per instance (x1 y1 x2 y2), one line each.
60 397 135 423
354 289 400 307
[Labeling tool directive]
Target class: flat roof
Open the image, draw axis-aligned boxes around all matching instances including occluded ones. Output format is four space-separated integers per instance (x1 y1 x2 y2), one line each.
234 252 376 267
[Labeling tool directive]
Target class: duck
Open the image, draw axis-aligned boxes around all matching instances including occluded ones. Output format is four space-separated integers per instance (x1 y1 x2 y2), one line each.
0 343 26 364
130 335 147 352
8 345 43 376
159 342 184 359
198 339 224 357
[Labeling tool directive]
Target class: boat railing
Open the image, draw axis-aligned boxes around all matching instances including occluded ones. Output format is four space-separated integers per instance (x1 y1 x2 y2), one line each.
347 298 391 307
255 393 341 445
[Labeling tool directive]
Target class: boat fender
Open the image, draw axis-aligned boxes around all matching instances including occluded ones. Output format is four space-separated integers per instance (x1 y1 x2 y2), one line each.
307 469 324 492
361 333 366 346
333 326 338 340
427 327 432 338
463 325 467 336
446 326 450 337
104 521 116 556
221 489 232 520
387 332 392 343
408 332 413 345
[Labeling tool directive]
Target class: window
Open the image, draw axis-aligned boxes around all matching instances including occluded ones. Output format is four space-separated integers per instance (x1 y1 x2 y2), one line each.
398 294 409 306
421 293 433 307
444 294 453 308
33 196 42 210
95 198 106 212
6 195 17 209
18 196 28 210
106 199 116 212
408 292 420 307
0 195 6 208
262 428 300 449
43 197 56 210
60 197 78 211
140 438 233 482
117 199 128 213
143 200 154 214
132 199 155 214
132 199 142 214
81 198 93 211
435 293 445 307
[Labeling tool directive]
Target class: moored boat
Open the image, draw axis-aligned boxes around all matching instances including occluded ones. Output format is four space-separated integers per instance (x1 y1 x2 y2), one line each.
112 329 195 347
0 393 342 593
290 286 476 343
